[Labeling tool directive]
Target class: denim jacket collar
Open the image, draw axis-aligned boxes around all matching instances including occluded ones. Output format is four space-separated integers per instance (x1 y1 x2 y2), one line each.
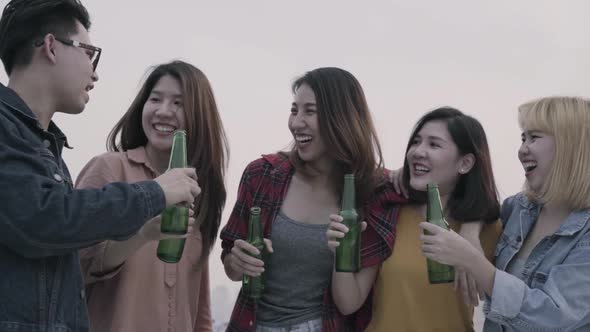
515 192 590 237
0 83 71 148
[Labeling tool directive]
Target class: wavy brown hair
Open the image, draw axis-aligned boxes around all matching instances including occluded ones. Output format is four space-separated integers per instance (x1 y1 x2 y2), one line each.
288 67 385 210
107 60 229 264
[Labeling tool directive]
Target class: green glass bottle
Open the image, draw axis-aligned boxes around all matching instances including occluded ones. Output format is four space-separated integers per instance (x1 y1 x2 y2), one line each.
157 130 189 263
426 183 455 283
335 174 360 272
242 207 264 300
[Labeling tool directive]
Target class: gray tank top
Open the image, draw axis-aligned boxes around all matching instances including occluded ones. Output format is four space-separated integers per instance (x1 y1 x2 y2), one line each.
257 211 334 326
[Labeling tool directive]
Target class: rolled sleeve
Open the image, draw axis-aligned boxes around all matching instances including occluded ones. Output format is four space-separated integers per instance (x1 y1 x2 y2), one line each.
488 269 526 320
485 232 590 331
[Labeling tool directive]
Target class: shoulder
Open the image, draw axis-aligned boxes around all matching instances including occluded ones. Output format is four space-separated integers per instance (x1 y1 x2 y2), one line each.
369 171 407 207
571 209 590 249
0 102 12 121
501 192 530 210
76 151 130 188
500 193 531 224
242 153 292 178
0 104 24 137
87 151 131 171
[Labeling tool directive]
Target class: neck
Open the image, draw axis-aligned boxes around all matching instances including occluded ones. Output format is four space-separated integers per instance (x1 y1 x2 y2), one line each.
440 192 451 210
299 158 336 186
303 156 335 177
8 69 56 130
541 201 572 222
145 144 171 174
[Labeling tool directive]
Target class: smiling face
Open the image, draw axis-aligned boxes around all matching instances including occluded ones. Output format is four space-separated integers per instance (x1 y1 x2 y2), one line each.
288 83 330 168
141 74 186 155
406 120 474 197
518 130 556 194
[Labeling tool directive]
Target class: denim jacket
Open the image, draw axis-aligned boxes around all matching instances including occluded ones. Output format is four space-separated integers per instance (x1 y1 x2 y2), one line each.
0 84 166 332
483 192 590 332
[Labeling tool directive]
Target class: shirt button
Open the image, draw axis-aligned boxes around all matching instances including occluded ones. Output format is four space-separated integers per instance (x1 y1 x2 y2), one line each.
43 140 51 148
80 289 86 299
54 174 63 182
249 320 253 326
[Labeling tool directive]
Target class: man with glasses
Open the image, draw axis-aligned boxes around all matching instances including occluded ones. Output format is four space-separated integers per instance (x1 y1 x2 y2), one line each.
0 1 200 331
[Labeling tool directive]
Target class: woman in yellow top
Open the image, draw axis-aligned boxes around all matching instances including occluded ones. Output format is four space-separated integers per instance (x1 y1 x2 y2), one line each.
327 107 503 331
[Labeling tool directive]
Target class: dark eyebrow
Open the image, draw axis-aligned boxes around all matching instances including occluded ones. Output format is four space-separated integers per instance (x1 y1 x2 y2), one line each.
150 90 182 98
292 102 317 107
425 135 448 143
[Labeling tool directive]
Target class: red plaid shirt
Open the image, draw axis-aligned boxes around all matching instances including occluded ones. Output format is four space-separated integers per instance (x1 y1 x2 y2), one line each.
220 154 405 332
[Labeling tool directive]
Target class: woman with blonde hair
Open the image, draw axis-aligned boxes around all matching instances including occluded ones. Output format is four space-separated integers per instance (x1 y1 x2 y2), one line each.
422 97 590 331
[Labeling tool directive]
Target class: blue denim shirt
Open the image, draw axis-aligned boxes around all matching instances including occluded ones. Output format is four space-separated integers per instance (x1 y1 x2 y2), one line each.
0 84 166 332
483 193 590 332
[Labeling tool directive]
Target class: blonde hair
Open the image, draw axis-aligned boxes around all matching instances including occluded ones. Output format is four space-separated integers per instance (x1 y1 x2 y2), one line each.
518 96 590 210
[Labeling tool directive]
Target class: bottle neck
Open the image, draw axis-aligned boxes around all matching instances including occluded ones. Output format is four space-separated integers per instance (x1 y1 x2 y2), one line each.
342 176 356 210
168 132 187 169
427 187 445 221
248 213 262 241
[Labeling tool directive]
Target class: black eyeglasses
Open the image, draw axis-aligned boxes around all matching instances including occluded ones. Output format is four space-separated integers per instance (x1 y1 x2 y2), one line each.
34 36 102 72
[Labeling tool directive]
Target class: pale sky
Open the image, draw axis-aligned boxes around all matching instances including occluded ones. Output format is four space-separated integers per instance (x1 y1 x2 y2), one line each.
1 0 589 327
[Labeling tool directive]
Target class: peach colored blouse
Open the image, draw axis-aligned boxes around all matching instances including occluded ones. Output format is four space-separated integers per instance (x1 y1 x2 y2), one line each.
76 147 212 332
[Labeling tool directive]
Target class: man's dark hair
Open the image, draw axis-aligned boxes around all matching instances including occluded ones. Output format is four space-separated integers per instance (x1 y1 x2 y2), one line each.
0 0 90 75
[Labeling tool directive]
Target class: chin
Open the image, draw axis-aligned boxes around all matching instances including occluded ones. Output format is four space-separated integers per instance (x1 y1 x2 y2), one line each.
151 142 172 152
526 182 542 194
72 107 85 114
61 106 85 115
296 150 312 162
409 179 428 191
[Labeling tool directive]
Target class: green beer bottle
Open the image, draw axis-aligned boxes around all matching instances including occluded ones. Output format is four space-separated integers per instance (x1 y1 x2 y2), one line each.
242 207 264 300
426 183 455 283
157 130 189 263
335 174 360 272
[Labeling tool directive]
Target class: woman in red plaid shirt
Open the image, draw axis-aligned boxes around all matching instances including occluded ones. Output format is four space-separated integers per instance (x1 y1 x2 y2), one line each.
220 67 405 332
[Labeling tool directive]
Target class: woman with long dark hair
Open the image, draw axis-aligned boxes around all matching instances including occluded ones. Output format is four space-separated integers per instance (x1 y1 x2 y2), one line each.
221 67 403 332
77 60 228 332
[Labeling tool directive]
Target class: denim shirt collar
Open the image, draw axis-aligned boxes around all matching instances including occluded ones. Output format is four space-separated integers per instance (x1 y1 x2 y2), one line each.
0 83 71 148
515 192 590 237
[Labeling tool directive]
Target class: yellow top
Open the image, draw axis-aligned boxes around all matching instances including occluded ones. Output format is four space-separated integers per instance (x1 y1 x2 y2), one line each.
366 206 502 332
